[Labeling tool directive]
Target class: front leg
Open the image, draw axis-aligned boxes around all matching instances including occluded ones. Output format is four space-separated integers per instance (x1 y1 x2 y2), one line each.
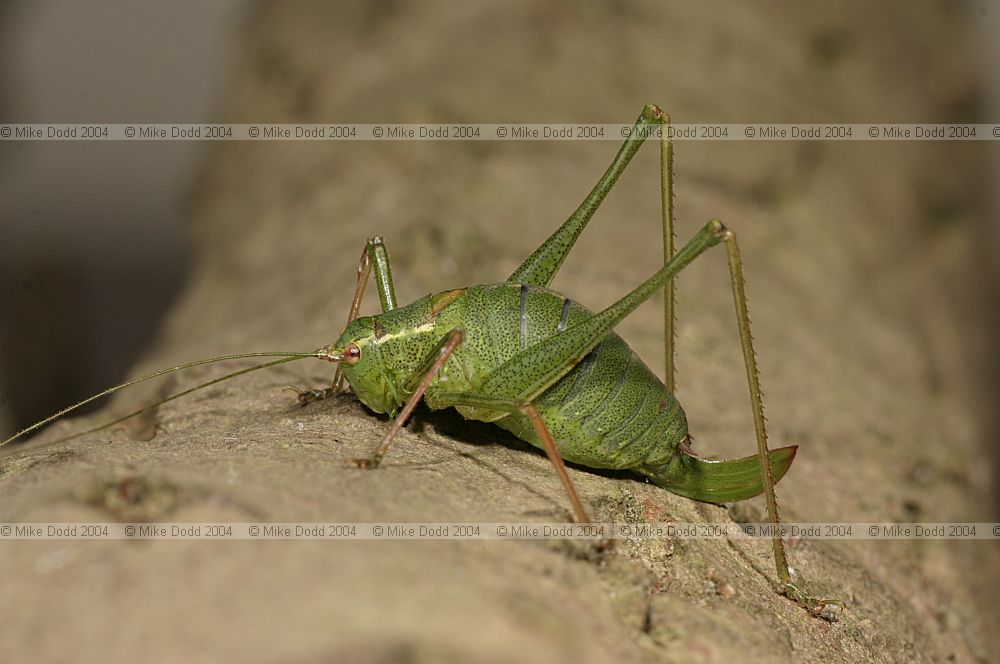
287 385 336 406
298 235 400 404
332 235 398 393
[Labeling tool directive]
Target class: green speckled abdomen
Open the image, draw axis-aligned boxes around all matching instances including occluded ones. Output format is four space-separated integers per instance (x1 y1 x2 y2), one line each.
416 283 689 472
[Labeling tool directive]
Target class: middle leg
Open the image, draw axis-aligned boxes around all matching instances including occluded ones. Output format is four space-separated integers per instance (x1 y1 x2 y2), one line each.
425 390 591 524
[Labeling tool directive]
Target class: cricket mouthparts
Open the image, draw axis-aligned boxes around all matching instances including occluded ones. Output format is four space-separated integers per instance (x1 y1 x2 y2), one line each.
317 346 344 362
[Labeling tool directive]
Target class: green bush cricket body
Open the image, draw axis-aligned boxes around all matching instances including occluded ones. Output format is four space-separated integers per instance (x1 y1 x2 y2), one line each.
2 104 836 617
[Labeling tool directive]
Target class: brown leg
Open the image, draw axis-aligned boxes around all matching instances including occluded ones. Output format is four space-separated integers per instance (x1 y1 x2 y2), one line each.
519 403 590 524
422 389 594 526
350 329 465 469
660 111 677 394
332 241 374 392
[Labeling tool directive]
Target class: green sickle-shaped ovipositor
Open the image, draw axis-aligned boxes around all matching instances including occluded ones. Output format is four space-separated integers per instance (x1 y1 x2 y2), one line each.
2 105 836 617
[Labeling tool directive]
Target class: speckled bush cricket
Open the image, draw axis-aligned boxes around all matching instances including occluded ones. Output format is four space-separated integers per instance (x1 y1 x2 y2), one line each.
3 104 838 616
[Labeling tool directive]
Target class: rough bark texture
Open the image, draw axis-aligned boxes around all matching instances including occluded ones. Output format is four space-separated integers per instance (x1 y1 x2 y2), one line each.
2 2 998 662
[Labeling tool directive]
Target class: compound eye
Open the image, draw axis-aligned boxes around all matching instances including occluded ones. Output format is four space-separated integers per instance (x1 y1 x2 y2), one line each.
344 344 362 365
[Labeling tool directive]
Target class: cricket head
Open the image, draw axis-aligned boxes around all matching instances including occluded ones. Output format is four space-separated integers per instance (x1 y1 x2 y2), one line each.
318 316 400 415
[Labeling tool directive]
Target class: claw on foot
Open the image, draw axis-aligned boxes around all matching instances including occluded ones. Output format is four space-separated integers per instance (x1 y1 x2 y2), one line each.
348 457 379 470
783 582 844 622
286 386 336 406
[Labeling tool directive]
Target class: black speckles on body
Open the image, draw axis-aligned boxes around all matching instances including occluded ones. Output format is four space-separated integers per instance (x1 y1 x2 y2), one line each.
519 284 528 351
427 283 688 471
558 342 601 406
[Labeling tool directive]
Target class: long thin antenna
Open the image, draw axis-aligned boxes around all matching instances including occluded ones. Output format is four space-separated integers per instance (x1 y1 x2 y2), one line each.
2 351 324 449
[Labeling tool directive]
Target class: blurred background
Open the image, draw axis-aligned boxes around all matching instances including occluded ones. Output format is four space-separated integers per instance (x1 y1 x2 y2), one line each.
0 0 247 433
